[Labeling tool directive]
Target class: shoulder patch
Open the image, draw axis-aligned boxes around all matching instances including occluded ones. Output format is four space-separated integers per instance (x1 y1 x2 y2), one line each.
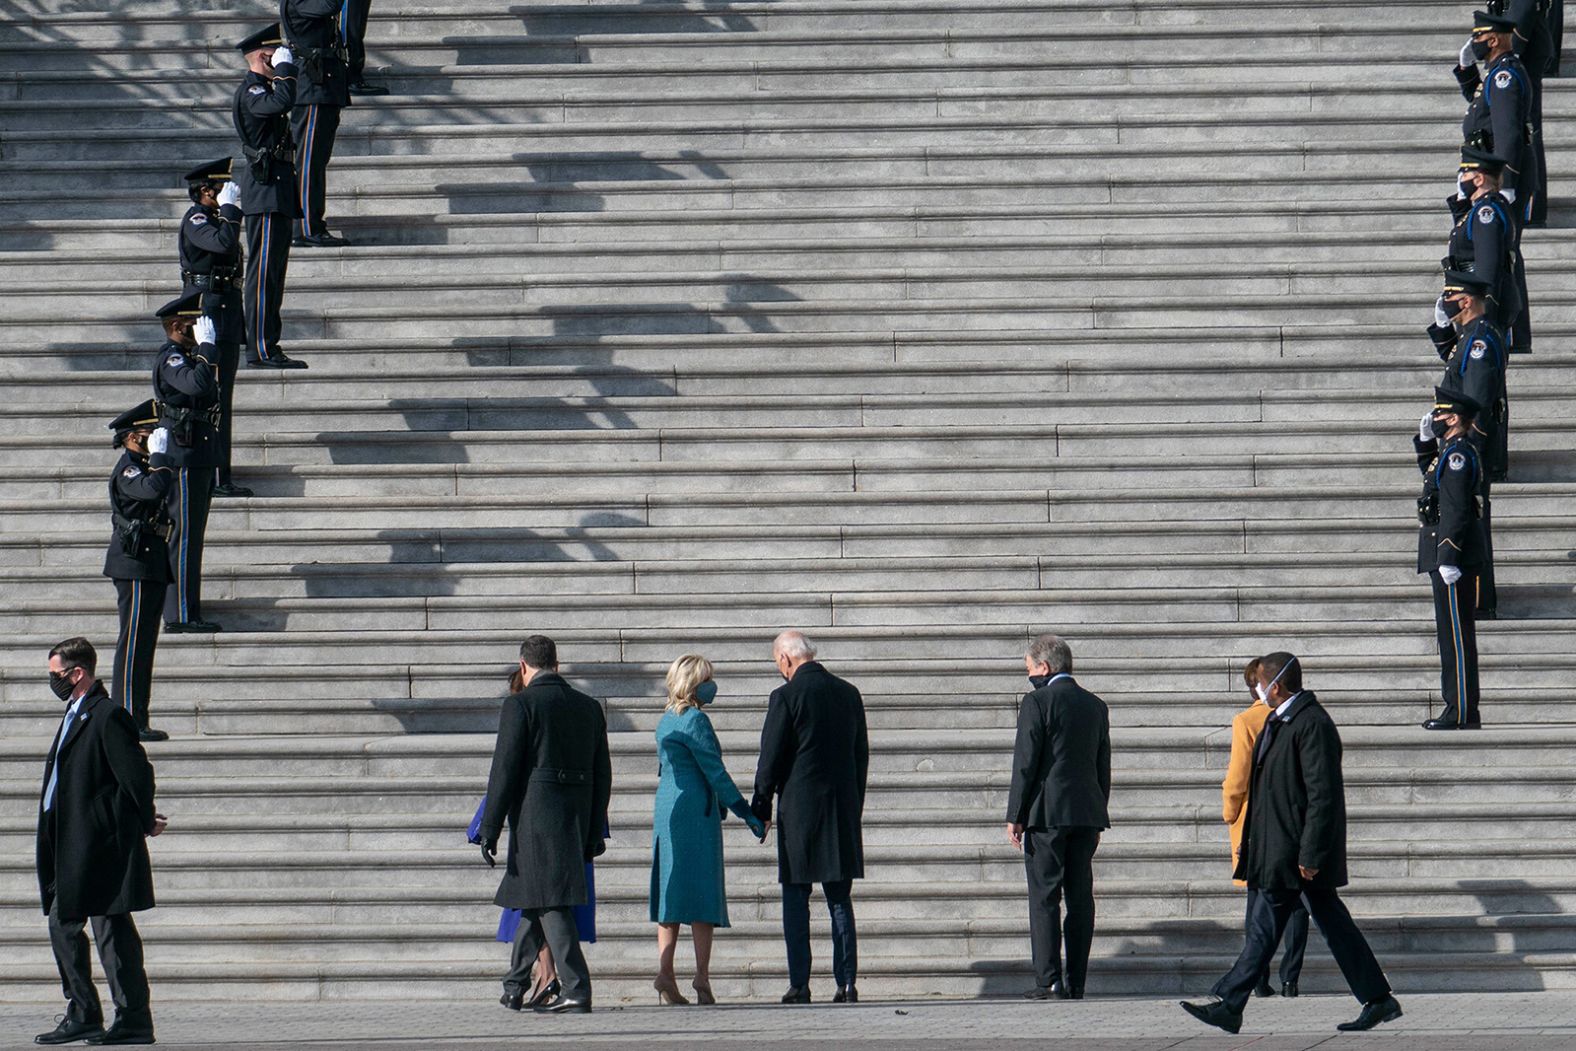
248 85 267 95
189 213 208 225
165 352 186 368
121 465 142 479
1477 204 1497 225
1495 69 1513 88
1469 340 1487 359
1448 452 1467 471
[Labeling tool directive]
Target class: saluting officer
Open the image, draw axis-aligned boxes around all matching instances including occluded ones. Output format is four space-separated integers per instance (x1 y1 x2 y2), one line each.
153 293 224 634
234 24 309 370
1442 147 1526 353
1456 12 1540 230
1487 0 1555 224
343 0 390 96
105 402 176 743
1414 388 1487 731
281 0 352 246
180 158 254 497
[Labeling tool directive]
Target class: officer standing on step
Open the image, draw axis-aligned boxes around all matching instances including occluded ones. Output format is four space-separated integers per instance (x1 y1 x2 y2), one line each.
1456 11 1541 231
281 0 353 246
235 24 310 369
1414 388 1486 730
104 402 176 745
1487 0 1555 224
180 158 254 496
153 293 224 635
342 0 390 96
1442 147 1525 353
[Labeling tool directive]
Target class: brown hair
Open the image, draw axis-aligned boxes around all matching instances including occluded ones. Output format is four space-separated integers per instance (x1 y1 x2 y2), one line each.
1242 657 1263 697
49 636 97 676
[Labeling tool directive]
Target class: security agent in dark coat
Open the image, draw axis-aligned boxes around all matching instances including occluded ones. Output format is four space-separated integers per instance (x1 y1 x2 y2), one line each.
1442 147 1526 355
233 24 309 370
1457 12 1541 228
479 636 612 1014
751 631 869 1004
280 0 352 246
1182 654 1400 1036
1005 634 1110 1001
179 158 253 497
152 292 223 634
104 402 175 744
35 637 166 1047
1415 389 1489 730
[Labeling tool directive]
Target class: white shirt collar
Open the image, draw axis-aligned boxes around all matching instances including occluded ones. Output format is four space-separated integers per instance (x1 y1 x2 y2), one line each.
1273 690 1302 719
1047 673 1073 686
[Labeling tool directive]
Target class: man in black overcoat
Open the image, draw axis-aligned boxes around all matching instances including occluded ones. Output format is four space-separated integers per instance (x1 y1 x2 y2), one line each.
36 637 166 1046
751 630 870 1005
478 635 611 1014
1182 653 1401 1036
1005 633 1110 1001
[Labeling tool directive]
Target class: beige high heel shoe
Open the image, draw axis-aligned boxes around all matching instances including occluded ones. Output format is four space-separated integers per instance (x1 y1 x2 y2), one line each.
692 980 716 1006
654 976 690 1005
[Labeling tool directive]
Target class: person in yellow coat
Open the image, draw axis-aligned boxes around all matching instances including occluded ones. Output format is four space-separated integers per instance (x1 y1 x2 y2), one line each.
1223 658 1309 998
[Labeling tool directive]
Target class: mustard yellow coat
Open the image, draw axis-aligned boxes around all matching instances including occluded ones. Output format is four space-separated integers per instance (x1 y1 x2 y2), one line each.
1223 702 1272 887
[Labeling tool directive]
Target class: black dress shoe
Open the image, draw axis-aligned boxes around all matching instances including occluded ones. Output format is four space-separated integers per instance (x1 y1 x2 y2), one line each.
1180 999 1242 1035
246 354 309 369
526 979 561 1009
1336 995 1402 1032
832 985 858 1003
500 989 524 1011
532 994 590 1014
1423 716 1483 730
165 620 221 634
780 985 810 1004
348 80 390 95
1477 606 1499 619
1281 980 1298 997
1253 977 1275 998
292 232 349 248
137 728 169 743
36 1016 104 1045
211 483 254 498
85 1012 154 1045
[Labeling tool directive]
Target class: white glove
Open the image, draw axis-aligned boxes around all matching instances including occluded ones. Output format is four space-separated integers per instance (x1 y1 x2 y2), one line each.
1439 564 1463 586
1502 187 1516 204
1434 296 1452 328
194 316 217 346
217 181 241 208
1420 411 1437 443
148 428 170 455
272 44 295 68
1459 38 1476 69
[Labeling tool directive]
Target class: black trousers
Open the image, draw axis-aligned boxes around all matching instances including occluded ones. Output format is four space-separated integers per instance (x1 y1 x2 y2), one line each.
194 287 243 484
111 578 166 731
1245 887 1308 986
1479 471 1498 615
506 906 590 1001
342 0 372 82
1431 567 1481 724
1023 826 1100 993
164 467 212 626
291 104 342 238
782 879 856 989
1214 887 1389 1015
1511 244 1532 352
244 213 292 362
47 896 150 1022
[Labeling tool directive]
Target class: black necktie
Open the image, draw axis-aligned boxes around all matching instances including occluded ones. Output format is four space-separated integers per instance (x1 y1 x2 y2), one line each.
1255 715 1282 765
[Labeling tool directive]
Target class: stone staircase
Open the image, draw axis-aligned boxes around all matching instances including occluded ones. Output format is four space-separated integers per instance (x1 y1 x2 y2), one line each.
2 0 1574 1003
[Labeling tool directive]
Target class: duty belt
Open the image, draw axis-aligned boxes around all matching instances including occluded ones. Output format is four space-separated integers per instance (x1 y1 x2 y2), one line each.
182 270 241 291
156 401 220 427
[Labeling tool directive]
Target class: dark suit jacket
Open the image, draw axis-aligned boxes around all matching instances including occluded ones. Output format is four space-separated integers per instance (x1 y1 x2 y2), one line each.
36 682 158 920
1233 691 1350 891
481 672 611 911
751 662 869 884
1006 675 1111 830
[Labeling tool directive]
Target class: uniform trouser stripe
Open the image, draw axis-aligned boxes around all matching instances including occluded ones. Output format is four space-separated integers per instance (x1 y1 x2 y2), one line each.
122 581 140 715
1447 580 1466 723
298 107 318 236
254 215 271 359
177 469 190 621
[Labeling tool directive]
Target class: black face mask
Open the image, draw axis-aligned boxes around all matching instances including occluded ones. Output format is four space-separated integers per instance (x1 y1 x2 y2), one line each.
1430 416 1452 439
48 672 76 702
1029 673 1054 690
1471 38 1492 61
1459 177 1477 199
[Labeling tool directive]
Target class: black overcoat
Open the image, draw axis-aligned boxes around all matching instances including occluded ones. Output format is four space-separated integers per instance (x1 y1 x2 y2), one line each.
1233 691 1350 892
1005 675 1112 830
480 672 611 911
750 662 869 884
36 683 159 920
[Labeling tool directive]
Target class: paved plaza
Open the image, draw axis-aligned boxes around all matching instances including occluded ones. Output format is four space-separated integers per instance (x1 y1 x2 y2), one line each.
1 992 1574 1050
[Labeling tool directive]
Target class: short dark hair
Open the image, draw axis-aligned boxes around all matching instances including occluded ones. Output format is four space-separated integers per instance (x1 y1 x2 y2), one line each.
519 635 558 670
49 637 97 676
1258 651 1302 694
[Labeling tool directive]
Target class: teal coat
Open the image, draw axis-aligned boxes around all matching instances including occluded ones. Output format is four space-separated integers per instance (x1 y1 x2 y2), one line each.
650 707 747 926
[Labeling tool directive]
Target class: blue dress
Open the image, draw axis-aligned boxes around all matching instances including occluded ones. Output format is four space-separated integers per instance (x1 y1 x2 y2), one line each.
650 707 749 926
468 799 598 943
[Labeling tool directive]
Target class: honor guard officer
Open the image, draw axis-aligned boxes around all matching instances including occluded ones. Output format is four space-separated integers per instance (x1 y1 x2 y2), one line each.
153 293 224 634
281 0 353 246
1414 388 1487 730
1456 12 1540 230
1443 147 1527 353
234 25 308 370
105 402 176 743
342 0 390 96
180 158 254 497
1487 0 1555 224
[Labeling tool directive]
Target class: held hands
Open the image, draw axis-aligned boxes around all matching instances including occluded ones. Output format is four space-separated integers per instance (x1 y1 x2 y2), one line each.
193 316 217 347
1006 822 1025 852
746 813 768 842
272 44 295 68
1439 565 1463 586
1298 864 1319 881
149 812 168 837
217 181 241 209
481 838 498 867
148 427 171 455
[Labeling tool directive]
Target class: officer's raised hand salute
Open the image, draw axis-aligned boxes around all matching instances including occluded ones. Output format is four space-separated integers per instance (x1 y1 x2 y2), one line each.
105 403 176 743
234 25 309 370
1488 0 1555 224
1442 148 1526 353
281 0 353 247
1457 12 1539 225
1415 389 1488 731
153 293 224 635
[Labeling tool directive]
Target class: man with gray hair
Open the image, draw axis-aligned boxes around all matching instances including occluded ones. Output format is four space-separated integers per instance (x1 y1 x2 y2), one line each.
1006 633 1111 1000
752 630 869 1004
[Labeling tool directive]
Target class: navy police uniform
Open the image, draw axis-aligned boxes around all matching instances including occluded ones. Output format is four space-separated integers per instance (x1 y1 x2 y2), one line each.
280 0 352 243
341 0 388 94
179 158 251 495
1489 0 1555 222
1444 148 1526 351
233 24 307 369
1414 389 1487 730
105 402 174 739
152 294 223 633
1457 13 1541 226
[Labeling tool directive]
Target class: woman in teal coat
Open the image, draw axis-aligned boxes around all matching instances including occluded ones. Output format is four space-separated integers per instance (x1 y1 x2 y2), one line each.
650 654 766 1005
